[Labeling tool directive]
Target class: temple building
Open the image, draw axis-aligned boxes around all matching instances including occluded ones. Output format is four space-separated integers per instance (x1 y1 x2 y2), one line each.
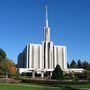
17 6 83 78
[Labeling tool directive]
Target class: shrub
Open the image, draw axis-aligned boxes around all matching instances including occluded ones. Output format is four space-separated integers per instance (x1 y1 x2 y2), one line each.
0 78 19 84
21 78 90 86
52 65 63 80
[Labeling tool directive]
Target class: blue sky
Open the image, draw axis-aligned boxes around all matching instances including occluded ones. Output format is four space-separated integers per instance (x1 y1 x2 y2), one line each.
0 0 90 64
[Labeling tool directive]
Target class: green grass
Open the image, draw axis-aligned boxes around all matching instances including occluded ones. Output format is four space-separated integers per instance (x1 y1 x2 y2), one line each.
0 83 62 90
0 83 90 90
68 84 90 89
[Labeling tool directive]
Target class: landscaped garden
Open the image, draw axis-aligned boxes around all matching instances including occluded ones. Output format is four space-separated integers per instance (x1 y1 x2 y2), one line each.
0 48 90 90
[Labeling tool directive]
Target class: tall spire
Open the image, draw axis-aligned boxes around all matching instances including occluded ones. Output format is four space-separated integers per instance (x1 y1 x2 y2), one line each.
44 5 50 42
45 5 48 27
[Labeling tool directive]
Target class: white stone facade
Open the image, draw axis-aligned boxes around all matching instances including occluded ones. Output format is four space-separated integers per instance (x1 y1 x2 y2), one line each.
18 43 67 78
17 6 68 78
18 43 67 70
18 42 67 70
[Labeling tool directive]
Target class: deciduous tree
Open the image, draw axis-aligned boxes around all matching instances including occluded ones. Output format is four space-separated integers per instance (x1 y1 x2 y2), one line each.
0 48 17 77
3 59 17 76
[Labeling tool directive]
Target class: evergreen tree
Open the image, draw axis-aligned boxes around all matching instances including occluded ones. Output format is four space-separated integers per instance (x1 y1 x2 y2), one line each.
77 60 82 68
0 48 6 61
82 61 88 69
52 64 63 80
70 60 77 68
67 62 70 68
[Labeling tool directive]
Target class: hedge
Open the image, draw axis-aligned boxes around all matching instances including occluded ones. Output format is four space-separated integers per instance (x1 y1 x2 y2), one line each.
21 79 90 86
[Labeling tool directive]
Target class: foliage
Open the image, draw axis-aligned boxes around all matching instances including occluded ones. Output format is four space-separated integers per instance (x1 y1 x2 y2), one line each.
86 64 90 71
82 61 88 69
69 59 90 70
52 64 63 80
67 62 70 68
15 69 20 77
0 48 6 61
0 48 17 77
70 60 77 68
77 60 82 68
21 78 90 85
0 78 19 84
2 59 17 76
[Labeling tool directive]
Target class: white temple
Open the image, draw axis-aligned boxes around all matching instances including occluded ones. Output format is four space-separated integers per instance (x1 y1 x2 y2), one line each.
17 6 84 78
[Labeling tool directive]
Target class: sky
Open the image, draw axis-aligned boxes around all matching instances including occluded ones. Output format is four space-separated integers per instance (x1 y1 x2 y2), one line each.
0 0 90 64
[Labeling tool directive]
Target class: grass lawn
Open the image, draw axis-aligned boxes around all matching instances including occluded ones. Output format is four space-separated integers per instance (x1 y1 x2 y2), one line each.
0 83 90 90
0 83 62 90
67 84 90 90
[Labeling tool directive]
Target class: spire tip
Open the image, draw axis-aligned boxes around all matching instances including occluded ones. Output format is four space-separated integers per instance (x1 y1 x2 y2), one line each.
45 5 48 27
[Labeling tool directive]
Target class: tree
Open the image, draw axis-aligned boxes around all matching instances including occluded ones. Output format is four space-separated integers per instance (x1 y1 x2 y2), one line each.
0 48 17 77
4 59 17 76
67 62 70 68
0 48 6 61
82 61 88 69
0 58 17 77
77 60 82 68
52 64 63 80
70 60 77 68
86 64 90 71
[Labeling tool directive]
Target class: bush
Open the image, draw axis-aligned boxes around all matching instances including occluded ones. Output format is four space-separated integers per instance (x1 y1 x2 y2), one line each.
0 78 19 84
52 65 63 80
